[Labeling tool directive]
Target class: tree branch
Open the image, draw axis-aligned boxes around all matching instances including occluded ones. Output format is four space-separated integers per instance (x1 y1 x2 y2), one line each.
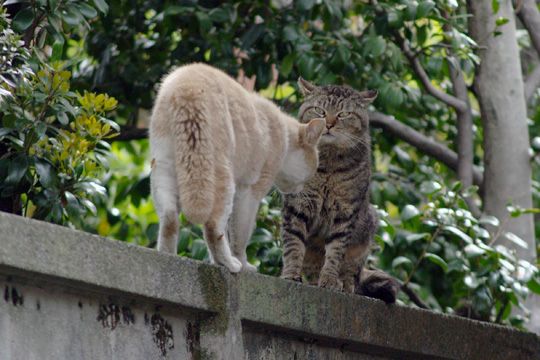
395 36 469 113
369 111 483 187
517 0 540 55
448 59 474 188
525 63 540 101
110 127 148 142
518 0 540 101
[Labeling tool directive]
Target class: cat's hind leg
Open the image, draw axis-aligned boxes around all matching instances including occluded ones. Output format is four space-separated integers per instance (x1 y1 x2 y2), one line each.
340 243 370 293
229 186 259 272
151 145 180 254
203 163 242 273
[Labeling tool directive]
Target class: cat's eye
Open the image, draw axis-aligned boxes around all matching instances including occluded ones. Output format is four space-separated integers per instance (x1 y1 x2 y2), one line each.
338 112 351 118
312 107 326 117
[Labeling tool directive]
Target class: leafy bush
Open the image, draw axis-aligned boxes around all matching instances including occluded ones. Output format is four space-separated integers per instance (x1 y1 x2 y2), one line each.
0 5 118 224
375 180 539 326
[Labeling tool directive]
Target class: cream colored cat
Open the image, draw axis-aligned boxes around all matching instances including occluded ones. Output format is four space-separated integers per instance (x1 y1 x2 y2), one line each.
149 63 325 273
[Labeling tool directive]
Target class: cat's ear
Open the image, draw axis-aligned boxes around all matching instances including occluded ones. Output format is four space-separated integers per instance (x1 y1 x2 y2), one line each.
298 77 316 96
358 89 378 106
302 118 325 146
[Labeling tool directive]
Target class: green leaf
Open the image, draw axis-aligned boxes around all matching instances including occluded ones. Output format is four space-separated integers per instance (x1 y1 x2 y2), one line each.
93 0 109 14
464 243 485 258
392 256 413 269
387 10 402 28
0 128 12 137
240 23 265 49
62 7 83 26
80 199 97 215
35 121 47 137
13 8 34 32
77 3 98 19
208 8 229 23
479 215 500 227
191 238 208 260
298 54 316 79
337 44 351 63
416 1 435 19
401 204 420 221
57 112 69 125
527 278 540 295
64 191 81 216
196 11 212 34
405 232 430 244
491 0 500 14
374 234 385 251
462 185 479 197
5 155 29 185
416 25 428 45
464 274 479 289
35 158 58 188
298 0 316 10
495 17 509 26
424 253 448 272
365 36 386 57
420 180 442 195
443 225 473 244
283 25 299 42
51 41 63 62
504 232 528 249
281 54 295 77
178 228 191 252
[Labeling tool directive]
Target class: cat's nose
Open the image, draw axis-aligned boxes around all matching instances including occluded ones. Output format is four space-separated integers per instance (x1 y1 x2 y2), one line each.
325 116 336 129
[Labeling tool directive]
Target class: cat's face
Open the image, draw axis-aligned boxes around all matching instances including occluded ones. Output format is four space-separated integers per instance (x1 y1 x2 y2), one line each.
297 78 377 149
275 119 325 193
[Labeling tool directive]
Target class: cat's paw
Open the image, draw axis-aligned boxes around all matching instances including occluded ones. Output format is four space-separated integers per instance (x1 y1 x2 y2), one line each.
242 262 258 272
281 273 303 282
318 274 343 291
222 256 242 273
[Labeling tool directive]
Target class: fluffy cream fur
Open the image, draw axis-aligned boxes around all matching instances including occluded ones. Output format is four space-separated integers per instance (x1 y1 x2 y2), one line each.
150 63 325 272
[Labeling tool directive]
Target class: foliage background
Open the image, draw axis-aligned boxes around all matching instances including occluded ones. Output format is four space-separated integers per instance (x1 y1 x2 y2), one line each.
1 0 540 328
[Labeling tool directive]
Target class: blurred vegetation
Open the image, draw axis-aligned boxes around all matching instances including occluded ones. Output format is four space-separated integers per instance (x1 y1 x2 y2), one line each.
1 0 539 328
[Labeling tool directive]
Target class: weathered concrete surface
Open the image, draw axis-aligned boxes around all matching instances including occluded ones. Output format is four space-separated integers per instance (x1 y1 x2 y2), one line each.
0 211 539 360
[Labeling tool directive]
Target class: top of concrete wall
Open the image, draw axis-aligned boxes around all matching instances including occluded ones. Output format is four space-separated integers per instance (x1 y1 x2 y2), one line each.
0 211 538 360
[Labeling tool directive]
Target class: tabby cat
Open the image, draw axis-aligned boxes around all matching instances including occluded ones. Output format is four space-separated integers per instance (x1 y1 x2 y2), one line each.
280 78 399 302
150 64 325 273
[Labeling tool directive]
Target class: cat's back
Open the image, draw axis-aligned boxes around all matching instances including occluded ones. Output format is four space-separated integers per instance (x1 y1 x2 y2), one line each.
157 63 246 101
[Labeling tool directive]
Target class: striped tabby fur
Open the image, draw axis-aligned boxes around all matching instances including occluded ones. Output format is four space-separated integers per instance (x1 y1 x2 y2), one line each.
280 79 399 302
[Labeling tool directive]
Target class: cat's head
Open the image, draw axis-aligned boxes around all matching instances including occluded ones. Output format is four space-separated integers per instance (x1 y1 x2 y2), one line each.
297 78 377 149
275 118 325 194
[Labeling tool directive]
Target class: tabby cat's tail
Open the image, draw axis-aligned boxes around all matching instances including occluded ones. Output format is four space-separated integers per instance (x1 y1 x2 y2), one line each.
356 268 400 304
172 93 215 224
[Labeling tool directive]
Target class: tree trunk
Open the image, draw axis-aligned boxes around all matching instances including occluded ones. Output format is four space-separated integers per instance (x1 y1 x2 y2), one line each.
468 0 538 331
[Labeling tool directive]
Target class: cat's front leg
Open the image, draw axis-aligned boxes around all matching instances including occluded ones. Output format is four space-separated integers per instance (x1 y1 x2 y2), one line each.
280 204 309 282
318 233 348 291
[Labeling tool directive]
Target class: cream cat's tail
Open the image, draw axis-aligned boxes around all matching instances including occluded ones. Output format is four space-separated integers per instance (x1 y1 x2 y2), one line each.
171 95 215 224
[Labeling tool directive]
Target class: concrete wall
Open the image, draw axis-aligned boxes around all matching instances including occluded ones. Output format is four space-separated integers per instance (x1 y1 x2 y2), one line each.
0 211 538 360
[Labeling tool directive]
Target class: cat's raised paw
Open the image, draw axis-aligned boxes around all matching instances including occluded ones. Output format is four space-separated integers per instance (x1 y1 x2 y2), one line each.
318 274 343 291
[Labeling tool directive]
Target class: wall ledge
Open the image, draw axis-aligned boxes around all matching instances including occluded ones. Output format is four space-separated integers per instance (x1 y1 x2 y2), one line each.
0 211 538 359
